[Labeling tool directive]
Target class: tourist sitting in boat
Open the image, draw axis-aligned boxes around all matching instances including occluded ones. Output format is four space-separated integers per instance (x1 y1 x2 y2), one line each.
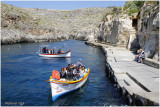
42 47 47 53
47 49 49 53
57 49 64 54
48 49 52 54
53 48 56 54
66 64 71 71
66 64 73 80
73 66 81 80
80 65 85 74
71 63 76 69
60 67 67 79
50 49 53 54
75 59 84 67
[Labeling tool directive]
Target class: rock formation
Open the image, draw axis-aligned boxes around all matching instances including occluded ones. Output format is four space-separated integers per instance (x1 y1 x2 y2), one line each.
98 12 136 47
1 3 111 44
137 1 159 61
97 1 159 61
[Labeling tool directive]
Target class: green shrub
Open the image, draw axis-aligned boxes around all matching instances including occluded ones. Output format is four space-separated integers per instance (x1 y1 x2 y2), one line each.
128 8 139 16
133 1 145 9
64 15 67 18
113 7 117 13
147 1 159 5
15 26 20 29
123 1 145 16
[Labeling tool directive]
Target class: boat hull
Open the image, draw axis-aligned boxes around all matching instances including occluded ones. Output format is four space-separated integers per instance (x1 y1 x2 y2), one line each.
39 50 71 58
49 68 90 101
50 77 88 101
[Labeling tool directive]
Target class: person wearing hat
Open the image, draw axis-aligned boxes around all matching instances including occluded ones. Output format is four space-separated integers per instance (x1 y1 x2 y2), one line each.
75 59 83 67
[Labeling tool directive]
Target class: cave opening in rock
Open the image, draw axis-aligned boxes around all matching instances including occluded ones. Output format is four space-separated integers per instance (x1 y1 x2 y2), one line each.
132 18 138 28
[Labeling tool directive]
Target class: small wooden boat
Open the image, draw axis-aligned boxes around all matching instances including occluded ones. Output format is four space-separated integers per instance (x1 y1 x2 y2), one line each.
38 49 71 58
48 68 90 101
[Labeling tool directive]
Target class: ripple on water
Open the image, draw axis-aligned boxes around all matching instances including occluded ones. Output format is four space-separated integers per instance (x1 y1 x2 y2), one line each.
1 40 126 106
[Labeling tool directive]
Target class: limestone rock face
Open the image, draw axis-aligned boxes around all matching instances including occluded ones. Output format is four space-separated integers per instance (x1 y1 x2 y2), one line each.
1 3 110 44
1 29 27 44
1 28 69 44
98 13 136 47
137 2 159 61
97 1 159 61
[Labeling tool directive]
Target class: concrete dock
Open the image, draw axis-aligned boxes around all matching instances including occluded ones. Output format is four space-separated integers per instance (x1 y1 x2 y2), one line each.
85 41 159 106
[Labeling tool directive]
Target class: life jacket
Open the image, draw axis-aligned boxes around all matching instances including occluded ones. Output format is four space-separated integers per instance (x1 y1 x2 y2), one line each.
52 70 60 80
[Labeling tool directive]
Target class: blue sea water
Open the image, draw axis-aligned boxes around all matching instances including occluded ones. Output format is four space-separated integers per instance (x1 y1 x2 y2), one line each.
1 40 127 106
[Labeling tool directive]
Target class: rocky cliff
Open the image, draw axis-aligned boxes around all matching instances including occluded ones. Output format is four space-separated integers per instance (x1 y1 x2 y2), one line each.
1 3 111 44
137 1 159 61
97 10 136 47
97 1 159 61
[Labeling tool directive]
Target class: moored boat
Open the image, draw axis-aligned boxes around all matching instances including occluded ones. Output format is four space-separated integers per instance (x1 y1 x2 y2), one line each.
48 68 90 101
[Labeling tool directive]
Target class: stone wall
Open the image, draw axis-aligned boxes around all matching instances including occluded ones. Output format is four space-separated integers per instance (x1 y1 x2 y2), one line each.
137 2 159 61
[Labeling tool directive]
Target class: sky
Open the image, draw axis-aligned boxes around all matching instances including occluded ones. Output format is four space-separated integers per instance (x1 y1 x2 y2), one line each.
2 1 126 10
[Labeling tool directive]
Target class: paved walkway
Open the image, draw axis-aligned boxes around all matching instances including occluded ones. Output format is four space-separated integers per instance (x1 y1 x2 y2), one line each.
86 41 159 105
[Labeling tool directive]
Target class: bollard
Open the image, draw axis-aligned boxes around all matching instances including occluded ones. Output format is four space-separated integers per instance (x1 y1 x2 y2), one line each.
105 64 110 76
119 87 126 96
112 76 117 84
109 70 114 78
135 97 145 106
126 94 133 106
116 84 120 91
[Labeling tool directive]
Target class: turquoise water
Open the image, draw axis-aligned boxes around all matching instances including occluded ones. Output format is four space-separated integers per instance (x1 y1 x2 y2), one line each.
1 40 126 106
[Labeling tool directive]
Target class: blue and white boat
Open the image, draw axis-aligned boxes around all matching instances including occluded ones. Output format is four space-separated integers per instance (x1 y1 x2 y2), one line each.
48 68 90 101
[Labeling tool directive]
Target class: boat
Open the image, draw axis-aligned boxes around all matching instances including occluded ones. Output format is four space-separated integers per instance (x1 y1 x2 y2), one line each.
47 68 90 101
38 49 71 58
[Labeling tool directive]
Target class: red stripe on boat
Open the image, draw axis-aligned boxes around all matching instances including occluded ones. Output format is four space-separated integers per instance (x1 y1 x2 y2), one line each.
40 49 71 55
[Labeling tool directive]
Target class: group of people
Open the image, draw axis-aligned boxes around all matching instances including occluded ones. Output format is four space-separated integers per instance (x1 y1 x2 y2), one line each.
60 59 86 80
42 47 64 54
135 49 145 63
